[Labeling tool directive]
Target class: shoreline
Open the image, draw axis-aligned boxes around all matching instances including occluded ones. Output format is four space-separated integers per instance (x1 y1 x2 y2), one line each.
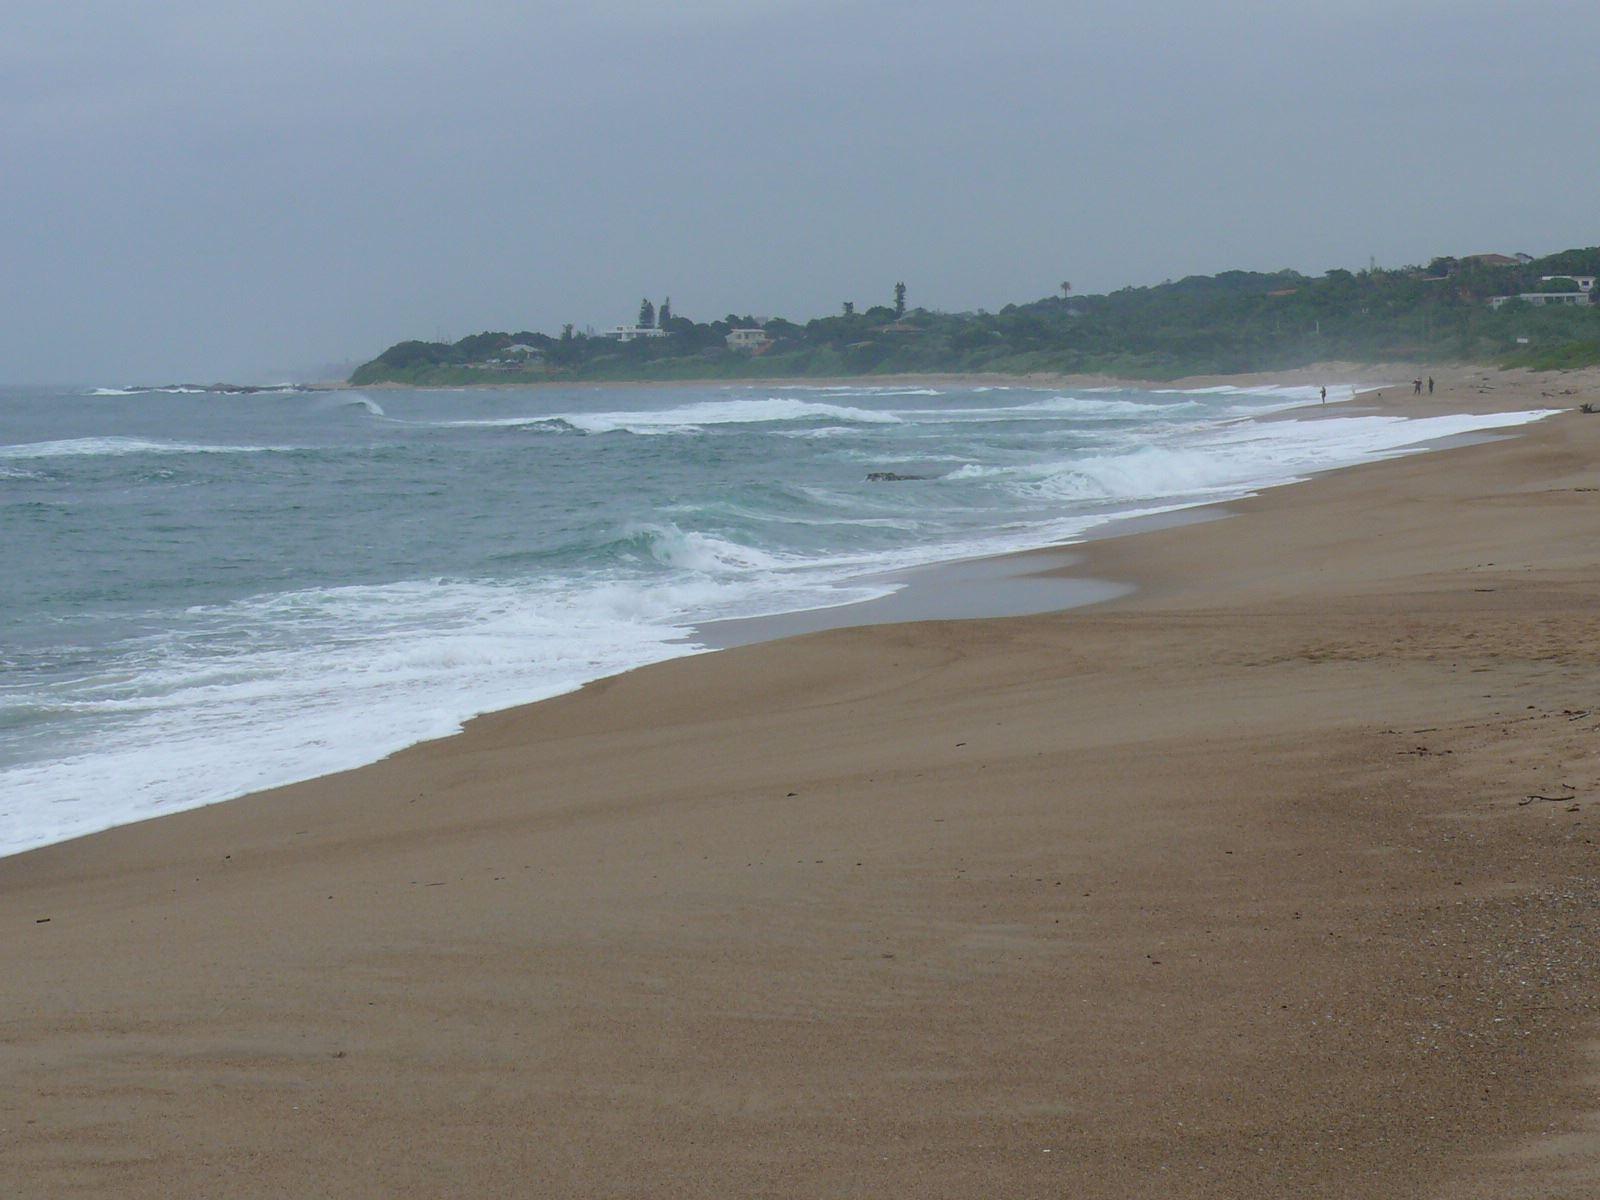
690 406 1536 651
0 372 1572 860
343 358 1423 394
6 364 1600 1196
3 373 1544 860
339 356 1597 396
691 374 1552 649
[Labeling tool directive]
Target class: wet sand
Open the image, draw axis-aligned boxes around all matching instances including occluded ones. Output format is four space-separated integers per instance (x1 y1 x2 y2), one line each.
4 365 1600 1198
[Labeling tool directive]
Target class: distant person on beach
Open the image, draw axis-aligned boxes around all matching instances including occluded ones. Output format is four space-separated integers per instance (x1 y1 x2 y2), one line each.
1428 376 1434 394
1320 386 1327 404
1413 379 1423 395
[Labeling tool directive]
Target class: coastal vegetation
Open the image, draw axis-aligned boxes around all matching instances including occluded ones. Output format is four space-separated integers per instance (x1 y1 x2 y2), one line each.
350 246 1600 385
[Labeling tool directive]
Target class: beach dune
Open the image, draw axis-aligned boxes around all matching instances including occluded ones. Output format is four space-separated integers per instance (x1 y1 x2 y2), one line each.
4 367 1600 1198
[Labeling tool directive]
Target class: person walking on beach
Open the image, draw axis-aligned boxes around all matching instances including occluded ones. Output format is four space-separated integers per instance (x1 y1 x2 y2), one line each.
1320 386 1327 404
1413 378 1423 395
1427 376 1434 394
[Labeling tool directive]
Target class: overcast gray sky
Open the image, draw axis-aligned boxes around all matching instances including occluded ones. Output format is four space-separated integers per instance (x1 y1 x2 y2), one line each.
3 0 1596 383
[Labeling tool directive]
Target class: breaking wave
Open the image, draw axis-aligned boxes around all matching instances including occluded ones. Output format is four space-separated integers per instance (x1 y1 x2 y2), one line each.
0 376 1558 859
427 397 905 435
0 437 289 460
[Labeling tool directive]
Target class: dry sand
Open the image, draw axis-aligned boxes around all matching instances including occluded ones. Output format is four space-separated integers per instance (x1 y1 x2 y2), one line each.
4 365 1600 1198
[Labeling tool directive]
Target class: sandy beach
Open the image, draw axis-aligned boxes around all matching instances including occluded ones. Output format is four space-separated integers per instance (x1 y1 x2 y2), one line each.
4 365 1600 1198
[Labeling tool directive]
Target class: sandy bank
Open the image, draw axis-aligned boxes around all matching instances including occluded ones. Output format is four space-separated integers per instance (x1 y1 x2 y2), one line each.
4 365 1600 1198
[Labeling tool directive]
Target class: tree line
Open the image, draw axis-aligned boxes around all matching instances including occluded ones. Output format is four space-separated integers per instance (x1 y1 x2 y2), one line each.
350 249 1600 385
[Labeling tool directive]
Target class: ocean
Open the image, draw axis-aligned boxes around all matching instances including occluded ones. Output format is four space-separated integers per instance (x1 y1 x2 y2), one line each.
0 379 1552 856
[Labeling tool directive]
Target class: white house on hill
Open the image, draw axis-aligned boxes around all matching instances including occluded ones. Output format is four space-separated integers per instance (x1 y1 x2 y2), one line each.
1488 292 1593 309
725 328 771 351
1540 274 1596 292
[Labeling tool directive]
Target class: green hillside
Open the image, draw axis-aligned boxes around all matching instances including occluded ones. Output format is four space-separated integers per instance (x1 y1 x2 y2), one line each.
351 249 1600 385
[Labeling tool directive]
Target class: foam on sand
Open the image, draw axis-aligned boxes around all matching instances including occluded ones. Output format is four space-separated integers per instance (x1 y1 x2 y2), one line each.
0 379 1561 858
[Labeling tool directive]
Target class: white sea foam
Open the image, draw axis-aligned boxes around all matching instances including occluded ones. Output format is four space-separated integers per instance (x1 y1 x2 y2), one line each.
1012 409 1554 504
773 426 857 439
0 437 288 460
894 393 1254 423
634 522 795 573
784 385 943 396
564 397 907 430
1015 395 1206 418
0 385 1559 859
87 386 210 396
427 397 904 435
0 563 906 856
0 578 700 855
89 385 304 397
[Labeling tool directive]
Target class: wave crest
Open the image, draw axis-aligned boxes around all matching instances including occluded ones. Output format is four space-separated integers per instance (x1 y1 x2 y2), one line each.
429 397 903 435
0 437 288 460
628 523 790 573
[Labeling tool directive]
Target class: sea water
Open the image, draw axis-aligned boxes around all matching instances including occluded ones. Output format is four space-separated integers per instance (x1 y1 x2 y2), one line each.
0 380 1552 855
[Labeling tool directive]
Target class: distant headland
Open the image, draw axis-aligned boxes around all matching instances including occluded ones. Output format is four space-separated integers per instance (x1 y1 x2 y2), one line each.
350 249 1600 387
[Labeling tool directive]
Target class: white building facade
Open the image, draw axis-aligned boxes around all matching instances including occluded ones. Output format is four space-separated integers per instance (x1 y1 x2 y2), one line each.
725 328 771 351
1488 292 1593 309
1539 274 1596 292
